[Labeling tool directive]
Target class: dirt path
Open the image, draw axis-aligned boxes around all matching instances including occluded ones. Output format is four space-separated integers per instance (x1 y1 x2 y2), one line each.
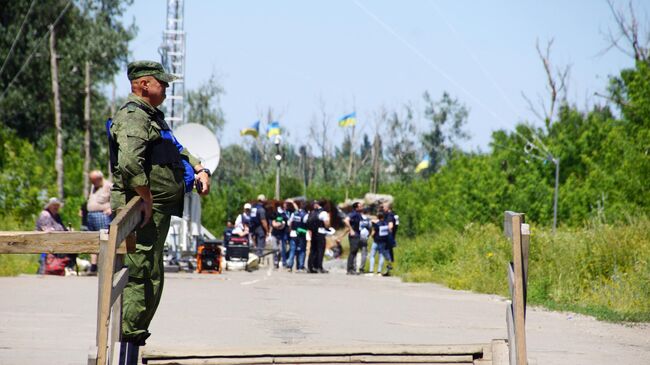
0 263 648 364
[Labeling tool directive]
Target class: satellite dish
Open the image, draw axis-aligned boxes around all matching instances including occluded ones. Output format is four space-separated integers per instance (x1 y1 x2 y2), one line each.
173 123 221 172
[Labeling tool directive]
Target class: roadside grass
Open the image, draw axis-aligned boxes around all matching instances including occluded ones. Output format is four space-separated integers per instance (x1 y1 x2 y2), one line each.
393 218 650 323
0 255 39 276
0 214 40 276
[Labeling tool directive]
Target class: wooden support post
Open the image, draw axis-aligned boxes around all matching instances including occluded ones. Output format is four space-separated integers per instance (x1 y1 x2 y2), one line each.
109 254 125 365
96 228 118 365
96 196 142 365
521 223 530 317
510 214 527 365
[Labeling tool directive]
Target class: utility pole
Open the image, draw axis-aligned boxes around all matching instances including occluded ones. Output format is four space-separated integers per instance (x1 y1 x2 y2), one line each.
49 25 64 200
370 133 381 194
345 125 356 200
552 157 560 233
274 136 282 200
83 61 91 196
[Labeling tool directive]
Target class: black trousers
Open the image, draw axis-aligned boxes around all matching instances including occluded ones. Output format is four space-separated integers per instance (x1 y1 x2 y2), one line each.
347 236 360 272
308 234 326 271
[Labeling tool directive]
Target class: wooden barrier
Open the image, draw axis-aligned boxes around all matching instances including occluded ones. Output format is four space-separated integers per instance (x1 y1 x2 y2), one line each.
0 196 142 365
503 211 530 365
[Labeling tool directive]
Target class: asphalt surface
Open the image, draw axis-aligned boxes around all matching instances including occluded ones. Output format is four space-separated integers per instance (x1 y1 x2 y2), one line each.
0 259 648 365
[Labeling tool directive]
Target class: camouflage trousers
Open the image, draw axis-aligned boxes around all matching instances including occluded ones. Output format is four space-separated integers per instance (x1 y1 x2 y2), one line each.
121 209 171 345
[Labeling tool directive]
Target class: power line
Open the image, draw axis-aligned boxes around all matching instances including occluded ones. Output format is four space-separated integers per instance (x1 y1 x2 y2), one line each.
0 1 72 102
0 0 38 80
353 1 556 156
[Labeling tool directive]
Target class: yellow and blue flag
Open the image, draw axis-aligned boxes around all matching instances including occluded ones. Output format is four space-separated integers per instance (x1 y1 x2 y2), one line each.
240 121 260 138
338 112 357 127
267 121 281 138
415 155 430 173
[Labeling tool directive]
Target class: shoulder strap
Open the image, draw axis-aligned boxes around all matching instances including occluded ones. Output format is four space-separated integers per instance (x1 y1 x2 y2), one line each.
120 101 171 130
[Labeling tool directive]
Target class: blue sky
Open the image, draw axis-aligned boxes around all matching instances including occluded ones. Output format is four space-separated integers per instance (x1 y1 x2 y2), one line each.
116 0 645 151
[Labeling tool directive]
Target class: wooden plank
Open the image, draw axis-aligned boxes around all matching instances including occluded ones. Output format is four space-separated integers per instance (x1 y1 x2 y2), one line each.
146 357 275 365
142 344 489 359
274 355 350 363
110 196 143 250
521 224 530 317
506 306 515 365
510 214 527 365
109 255 125 365
507 263 515 299
350 354 474 363
145 359 475 365
110 267 129 306
110 342 121 365
490 339 509 365
96 224 119 365
147 362 474 365
503 211 521 240
0 231 104 254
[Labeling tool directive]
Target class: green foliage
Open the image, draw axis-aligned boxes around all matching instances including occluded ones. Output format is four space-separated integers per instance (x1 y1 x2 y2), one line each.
0 0 134 142
185 74 226 133
0 255 39 276
394 219 650 322
421 91 470 173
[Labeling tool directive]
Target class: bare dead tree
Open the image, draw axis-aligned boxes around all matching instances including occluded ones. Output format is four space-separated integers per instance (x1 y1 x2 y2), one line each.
308 98 333 183
602 0 649 63
49 26 64 199
82 61 91 197
369 107 387 193
521 38 571 129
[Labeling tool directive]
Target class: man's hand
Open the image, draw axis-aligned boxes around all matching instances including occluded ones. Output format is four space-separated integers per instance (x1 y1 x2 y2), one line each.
134 186 153 227
196 171 211 196
103 207 112 216
140 199 153 227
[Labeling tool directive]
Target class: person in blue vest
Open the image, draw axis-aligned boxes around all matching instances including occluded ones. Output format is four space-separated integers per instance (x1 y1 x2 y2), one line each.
271 203 290 268
383 202 398 264
370 211 392 276
344 202 364 275
356 207 372 273
286 200 308 272
249 195 269 257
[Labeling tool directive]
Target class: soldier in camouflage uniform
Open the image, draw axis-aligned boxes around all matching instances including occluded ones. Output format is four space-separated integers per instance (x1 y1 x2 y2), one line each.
109 61 211 360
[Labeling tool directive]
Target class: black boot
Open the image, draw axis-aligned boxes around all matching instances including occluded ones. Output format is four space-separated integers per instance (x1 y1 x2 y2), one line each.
118 341 140 365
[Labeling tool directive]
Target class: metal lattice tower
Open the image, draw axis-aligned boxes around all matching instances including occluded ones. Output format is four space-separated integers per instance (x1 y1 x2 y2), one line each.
160 0 185 129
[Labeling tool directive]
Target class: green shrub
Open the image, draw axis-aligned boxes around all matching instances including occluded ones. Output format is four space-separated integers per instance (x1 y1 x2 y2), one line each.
394 219 650 322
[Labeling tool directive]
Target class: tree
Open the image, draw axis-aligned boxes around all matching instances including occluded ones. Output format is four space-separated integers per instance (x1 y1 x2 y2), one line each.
421 91 469 173
0 0 134 202
185 74 226 134
385 104 418 182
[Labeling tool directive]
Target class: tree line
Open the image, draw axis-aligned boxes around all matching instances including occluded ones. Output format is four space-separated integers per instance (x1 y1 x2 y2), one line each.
0 0 647 239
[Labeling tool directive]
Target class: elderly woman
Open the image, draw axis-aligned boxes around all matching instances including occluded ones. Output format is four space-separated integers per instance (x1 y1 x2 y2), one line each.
36 197 74 275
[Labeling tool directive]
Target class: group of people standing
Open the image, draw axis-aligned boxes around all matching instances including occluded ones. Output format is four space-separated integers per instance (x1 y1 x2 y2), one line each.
228 194 333 273
344 201 399 276
226 195 399 276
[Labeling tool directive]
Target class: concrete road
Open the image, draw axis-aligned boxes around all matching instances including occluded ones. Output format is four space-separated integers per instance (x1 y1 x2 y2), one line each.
0 261 648 365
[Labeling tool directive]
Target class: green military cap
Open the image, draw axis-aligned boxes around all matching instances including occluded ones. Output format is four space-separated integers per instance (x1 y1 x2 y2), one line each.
127 60 178 83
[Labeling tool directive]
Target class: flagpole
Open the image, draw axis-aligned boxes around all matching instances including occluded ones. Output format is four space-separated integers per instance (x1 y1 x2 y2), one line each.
345 124 356 201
